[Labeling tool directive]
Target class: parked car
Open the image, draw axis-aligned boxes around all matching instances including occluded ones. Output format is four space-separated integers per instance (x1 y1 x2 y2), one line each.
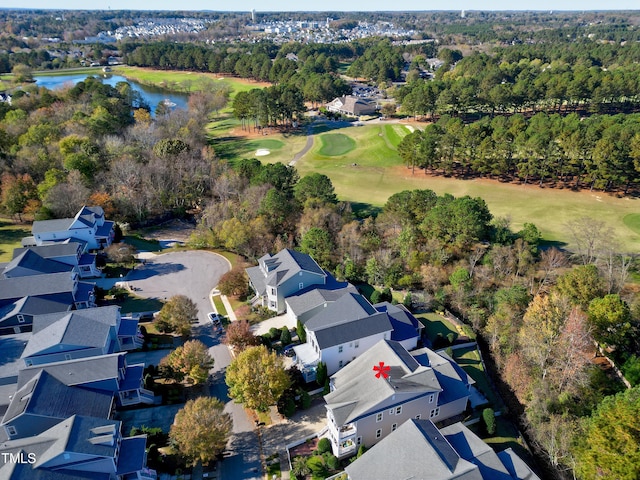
208 312 223 325
283 344 297 358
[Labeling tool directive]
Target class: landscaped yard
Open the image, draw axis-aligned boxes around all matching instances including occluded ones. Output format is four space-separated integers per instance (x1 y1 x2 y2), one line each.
0 219 31 262
104 292 164 316
452 345 499 407
416 312 459 343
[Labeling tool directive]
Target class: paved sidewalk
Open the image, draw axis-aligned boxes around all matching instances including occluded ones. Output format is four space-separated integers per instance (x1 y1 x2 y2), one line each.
220 295 237 321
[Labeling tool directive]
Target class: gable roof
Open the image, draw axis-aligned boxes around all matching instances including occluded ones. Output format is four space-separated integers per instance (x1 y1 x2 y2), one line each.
2 371 113 425
441 423 513 480
0 272 76 303
261 249 325 285
12 243 82 260
3 250 73 278
345 419 482 480
23 307 120 359
497 449 541 480
375 301 422 342
325 340 441 426
31 218 75 235
0 296 70 322
285 275 358 319
17 353 126 390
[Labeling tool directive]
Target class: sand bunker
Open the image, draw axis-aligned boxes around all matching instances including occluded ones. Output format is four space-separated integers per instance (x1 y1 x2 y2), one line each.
255 149 271 156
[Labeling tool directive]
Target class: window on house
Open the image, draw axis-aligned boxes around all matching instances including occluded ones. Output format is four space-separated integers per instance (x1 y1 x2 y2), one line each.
429 394 435 403
17 314 25 323
430 408 440 418
376 429 382 439
65 354 72 361
392 423 397 432
389 409 394 415
415 414 421 420
339 360 343 368
395 406 402 415
6 426 16 436
25 359 32 367
299 282 304 290
271 288 276 295
354 340 359 348
357 437 362 446
338 345 343 353
376 412 383 422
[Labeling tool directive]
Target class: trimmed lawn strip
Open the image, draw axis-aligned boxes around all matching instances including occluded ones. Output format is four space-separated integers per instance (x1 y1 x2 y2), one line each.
105 293 164 315
212 295 228 316
452 346 500 407
0 220 31 263
623 213 640 235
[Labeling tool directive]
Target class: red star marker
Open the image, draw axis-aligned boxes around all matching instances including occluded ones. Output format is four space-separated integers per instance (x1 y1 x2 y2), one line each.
373 362 391 379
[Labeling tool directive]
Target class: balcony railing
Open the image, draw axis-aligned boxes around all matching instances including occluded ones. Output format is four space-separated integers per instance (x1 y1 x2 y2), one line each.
337 439 356 457
338 424 356 439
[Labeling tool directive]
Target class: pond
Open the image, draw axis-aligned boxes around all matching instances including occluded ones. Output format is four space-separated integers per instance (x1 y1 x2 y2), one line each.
34 72 189 115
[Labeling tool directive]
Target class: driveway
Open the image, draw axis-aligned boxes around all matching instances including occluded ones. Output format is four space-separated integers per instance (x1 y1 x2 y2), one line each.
127 251 262 480
127 251 229 325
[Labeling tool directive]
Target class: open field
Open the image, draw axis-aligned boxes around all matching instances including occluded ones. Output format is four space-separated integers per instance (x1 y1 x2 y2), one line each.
112 66 269 100
0 220 31 263
293 123 640 251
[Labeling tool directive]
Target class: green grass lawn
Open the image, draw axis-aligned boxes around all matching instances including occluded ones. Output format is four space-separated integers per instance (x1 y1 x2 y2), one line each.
452 346 499 407
124 235 163 252
623 213 640 236
416 312 459 342
294 124 640 251
104 293 164 315
318 133 357 156
0 220 31 262
212 295 227 316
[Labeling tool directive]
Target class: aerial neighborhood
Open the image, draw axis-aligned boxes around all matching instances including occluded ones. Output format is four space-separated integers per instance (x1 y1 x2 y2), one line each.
0 7 639 480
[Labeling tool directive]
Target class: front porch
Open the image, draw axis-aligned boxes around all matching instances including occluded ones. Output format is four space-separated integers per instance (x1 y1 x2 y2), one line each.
293 343 319 383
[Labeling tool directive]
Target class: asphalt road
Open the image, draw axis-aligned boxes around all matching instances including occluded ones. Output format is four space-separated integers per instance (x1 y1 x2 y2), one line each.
128 251 262 480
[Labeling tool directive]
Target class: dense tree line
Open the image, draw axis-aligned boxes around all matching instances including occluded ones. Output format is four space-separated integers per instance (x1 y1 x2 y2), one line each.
397 112 640 194
0 76 229 222
397 51 640 118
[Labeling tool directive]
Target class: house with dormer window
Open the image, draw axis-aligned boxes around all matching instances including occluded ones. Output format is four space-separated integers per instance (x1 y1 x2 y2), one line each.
323 339 472 458
246 249 327 314
28 206 115 251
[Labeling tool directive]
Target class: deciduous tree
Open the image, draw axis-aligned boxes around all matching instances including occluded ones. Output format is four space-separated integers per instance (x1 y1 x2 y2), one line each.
155 295 198 336
160 339 213 384
225 345 291 412
170 397 232 466
223 320 259 352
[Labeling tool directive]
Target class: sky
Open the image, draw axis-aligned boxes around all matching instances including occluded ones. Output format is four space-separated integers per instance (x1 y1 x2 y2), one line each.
3 0 640 12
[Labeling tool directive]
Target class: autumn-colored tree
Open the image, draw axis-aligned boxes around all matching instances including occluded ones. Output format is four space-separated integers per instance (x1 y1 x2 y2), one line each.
104 242 136 265
160 340 213 384
218 267 251 298
155 295 198 337
170 397 232 466
223 320 259 352
1 173 38 221
556 264 604 308
518 293 571 377
226 345 291 412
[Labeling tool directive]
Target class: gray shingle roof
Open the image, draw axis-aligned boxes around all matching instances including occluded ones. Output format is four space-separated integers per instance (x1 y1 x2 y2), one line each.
285 278 359 320
0 272 76 302
325 340 441 426
23 307 120 359
2 371 113 424
345 419 482 480
3 250 73 278
12 243 81 260
260 249 325 286
441 423 513 480
375 302 422 342
305 292 376 331
0 296 70 322
31 218 75 235
497 449 541 480
17 353 126 390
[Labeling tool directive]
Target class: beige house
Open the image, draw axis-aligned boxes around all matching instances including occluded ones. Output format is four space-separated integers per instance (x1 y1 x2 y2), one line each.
326 95 376 116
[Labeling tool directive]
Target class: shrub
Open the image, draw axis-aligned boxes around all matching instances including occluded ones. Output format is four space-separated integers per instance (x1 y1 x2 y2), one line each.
380 287 392 302
268 327 280 340
280 327 292 346
326 453 339 470
356 445 367 458
306 455 327 477
403 292 413 310
218 267 251 298
317 437 332 454
370 289 381 304
300 389 311 410
482 408 496 436
446 332 456 345
316 362 327 388
296 319 306 343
